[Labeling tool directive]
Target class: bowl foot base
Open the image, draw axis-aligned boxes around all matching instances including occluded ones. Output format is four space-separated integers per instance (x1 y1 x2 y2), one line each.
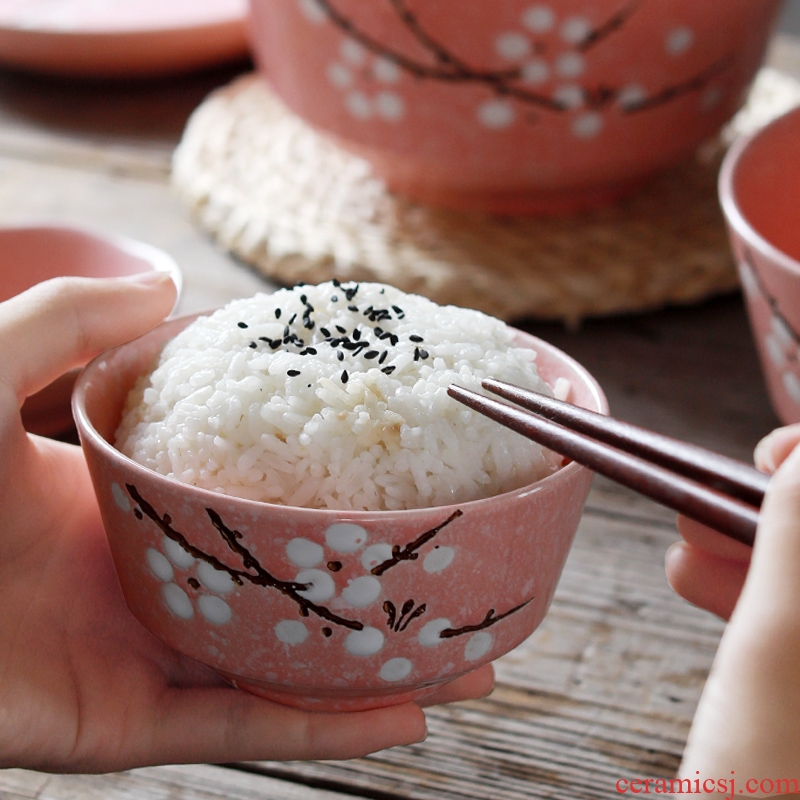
215 669 440 712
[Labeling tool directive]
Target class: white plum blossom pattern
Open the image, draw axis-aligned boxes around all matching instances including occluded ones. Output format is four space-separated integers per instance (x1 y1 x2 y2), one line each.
148 531 234 625
739 256 800 409
124 483 530 688
300 0 730 139
323 35 406 123
666 26 694 56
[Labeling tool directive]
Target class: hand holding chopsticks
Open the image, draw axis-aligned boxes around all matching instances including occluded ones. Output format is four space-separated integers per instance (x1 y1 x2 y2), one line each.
447 379 769 547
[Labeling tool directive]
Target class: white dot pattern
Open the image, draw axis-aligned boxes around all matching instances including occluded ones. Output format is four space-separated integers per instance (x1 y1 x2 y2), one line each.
326 522 369 552
464 632 493 661
522 5 555 33
198 594 232 625
275 619 310 645
197 561 236 595
495 31 531 60
477 99 515 129
163 583 194 619
147 547 174 582
111 483 130 511
380 657 413 682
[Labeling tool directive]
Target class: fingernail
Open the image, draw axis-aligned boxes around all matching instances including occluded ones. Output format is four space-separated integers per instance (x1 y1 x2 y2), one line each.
754 430 779 473
120 270 175 287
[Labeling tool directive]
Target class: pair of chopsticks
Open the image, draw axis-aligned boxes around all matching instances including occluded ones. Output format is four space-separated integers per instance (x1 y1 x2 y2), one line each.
447 379 769 547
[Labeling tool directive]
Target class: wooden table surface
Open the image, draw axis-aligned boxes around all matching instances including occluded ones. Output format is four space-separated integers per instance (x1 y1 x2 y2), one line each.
0 34 796 800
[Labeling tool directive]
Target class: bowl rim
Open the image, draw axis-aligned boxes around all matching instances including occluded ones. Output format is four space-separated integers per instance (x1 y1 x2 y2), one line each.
72 310 608 519
0 221 184 303
718 106 800 278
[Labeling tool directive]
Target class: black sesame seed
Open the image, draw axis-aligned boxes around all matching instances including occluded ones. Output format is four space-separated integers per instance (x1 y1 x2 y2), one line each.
335 325 346 334
300 294 307 304
374 327 384 336
275 309 282 319
341 370 349 384
332 278 341 287
392 305 405 318
378 351 388 364
389 334 399 346
238 322 248 329
418 349 429 360
381 365 396 374
344 285 359 301
337 350 344 361
348 305 358 312
331 295 339 302
300 347 318 355
320 327 331 337
304 319 315 330
413 347 421 361
249 341 258 349
287 369 301 377
365 350 379 359
409 335 424 342
288 313 297 325
353 329 361 341
283 326 290 337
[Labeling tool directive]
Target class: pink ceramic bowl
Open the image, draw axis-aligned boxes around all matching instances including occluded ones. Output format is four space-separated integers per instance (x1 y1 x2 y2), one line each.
0 224 182 437
719 106 800 425
0 0 249 78
73 313 606 712
248 0 780 214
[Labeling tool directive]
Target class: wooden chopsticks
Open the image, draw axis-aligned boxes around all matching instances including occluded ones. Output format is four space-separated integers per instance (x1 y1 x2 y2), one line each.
447 378 769 546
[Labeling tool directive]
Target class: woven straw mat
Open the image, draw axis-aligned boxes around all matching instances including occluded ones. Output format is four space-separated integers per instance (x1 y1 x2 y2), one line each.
172 68 800 324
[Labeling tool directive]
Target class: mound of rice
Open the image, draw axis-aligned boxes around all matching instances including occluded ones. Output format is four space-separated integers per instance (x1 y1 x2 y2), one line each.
116 281 566 511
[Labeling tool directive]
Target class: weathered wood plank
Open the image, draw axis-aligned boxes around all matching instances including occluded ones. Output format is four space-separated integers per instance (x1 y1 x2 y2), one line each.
0 63 249 177
0 764 356 800
0 155 271 313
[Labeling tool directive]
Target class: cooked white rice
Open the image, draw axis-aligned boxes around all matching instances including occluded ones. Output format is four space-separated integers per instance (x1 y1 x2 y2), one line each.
115 281 564 511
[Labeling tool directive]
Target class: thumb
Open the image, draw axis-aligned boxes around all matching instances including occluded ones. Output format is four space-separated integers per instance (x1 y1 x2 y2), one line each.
679 437 800 781
0 273 177 404
738 440 800 616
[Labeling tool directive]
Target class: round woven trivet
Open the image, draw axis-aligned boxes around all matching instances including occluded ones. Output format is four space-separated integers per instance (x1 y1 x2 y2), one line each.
172 68 800 324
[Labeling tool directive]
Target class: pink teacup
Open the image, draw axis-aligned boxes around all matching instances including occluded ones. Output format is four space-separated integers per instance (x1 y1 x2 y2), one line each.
0 224 182 437
719 106 800 424
248 0 780 214
73 313 606 712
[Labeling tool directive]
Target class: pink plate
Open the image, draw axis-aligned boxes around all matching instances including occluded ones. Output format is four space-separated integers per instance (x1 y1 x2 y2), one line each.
0 0 249 77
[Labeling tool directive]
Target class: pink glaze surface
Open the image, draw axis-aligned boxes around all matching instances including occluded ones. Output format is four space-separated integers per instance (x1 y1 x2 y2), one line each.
249 0 780 214
719 106 800 424
0 0 248 77
0 224 181 437
73 313 606 711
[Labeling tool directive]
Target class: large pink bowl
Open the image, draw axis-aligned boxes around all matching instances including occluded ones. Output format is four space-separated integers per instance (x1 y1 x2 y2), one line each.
719 106 800 425
73 313 606 711
248 0 780 214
